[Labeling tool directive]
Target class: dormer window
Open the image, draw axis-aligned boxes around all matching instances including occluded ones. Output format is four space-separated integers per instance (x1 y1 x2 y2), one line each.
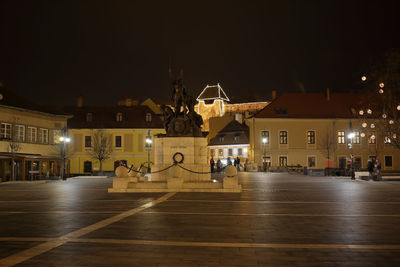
218 136 224 142
86 113 93 122
116 112 123 122
146 113 152 122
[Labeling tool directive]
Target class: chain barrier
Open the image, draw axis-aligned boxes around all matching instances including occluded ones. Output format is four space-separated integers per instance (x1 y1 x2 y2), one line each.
120 152 228 175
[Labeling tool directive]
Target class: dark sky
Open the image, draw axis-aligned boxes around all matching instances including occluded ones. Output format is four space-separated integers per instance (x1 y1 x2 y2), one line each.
0 0 399 106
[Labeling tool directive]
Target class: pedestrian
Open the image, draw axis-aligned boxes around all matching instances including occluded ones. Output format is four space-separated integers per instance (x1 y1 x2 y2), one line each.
375 159 381 181
227 157 232 165
367 158 374 180
236 156 241 171
210 157 215 173
217 159 222 172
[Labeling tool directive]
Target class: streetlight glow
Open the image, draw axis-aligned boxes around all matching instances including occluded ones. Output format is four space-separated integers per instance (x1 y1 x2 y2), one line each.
262 137 267 144
347 132 355 139
65 137 71 143
59 137 64 142
361 76 367 81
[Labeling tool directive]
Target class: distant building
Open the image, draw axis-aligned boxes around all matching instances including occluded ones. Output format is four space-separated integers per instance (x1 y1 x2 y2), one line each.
0 86 71 181
247 91 400 172
65 102 164 175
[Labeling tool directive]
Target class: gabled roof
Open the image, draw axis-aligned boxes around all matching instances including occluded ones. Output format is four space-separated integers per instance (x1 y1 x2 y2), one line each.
253 93 365 119
64 105 164 129
0 85 70 117
197 83 229 101
208 120 249 146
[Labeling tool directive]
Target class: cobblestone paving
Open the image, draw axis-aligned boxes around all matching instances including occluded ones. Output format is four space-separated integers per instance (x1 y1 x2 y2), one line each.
0 174 399 266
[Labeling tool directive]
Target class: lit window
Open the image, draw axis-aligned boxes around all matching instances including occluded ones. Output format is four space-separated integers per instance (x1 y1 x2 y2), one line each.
27 127 37 143
368 131 376 144
15 125 25 142
308 156 316 167
261 131 269 144
146 113 152 122
0 123 11 139
116 112 123 122
279 131 287 144
338 131 345 144
228 148 233 156
353 132 360 144
238 148 243 156
86 113 93 122
307 131 315 144
279 156 287 167
218 149 223 156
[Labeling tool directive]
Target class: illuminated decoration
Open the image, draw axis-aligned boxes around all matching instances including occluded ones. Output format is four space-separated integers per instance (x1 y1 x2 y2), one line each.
382 114 387 119
370 123 375 128
361 76 367 81
361 132 365 137
393 133 397 139
367 109 372 114
379 89 384 94
389 120 394 124
397 105 400 111
362 122 367 128
359 110 364 115
379 82 385 88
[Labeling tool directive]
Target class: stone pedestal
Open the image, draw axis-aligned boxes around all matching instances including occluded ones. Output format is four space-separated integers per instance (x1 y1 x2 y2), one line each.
151 136 211 182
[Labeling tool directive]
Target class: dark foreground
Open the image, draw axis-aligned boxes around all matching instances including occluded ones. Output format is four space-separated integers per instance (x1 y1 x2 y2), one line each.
0 173 399 266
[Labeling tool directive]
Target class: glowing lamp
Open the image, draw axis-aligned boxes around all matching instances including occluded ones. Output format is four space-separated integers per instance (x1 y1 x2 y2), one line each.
361 76 367 81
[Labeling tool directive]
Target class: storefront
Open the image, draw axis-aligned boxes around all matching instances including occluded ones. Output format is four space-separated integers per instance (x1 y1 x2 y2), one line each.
0 153 68 182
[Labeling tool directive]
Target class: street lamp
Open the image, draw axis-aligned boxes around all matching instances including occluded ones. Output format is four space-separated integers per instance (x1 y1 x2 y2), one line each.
59 136 70 180
347 132 355 180
262 137 267 172
145 130 152 173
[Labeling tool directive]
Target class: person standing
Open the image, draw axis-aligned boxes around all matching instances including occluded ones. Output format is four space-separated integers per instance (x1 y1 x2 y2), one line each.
367 159 374 180
210 157 215 173
217 159 222 172
236 156 241 171
375 159 381 181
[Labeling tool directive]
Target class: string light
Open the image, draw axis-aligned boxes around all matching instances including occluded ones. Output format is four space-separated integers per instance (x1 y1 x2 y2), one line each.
367 109 372 114
359 110 364 115
389 120 394 124
361 76 367 81
362 122 367 128
370 123 375 128
379 89 384 94
379 82 385 88
361 132 365 137
382 114 387 119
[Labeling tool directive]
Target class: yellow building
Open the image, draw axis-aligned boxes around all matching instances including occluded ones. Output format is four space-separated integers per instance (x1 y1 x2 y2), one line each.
0 86 71 181
66 104 164 175
247 92 400 172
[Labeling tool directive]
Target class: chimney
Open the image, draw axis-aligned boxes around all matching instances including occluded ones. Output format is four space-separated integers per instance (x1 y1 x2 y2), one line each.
271 90 277 100
77 96 83 107
326 88 330 101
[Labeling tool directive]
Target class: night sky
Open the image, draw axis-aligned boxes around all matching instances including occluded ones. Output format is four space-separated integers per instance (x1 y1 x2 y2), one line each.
0 0 399 106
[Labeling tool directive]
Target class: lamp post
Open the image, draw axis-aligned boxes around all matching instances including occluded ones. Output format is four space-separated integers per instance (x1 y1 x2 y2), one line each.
347 132 355 180
145 130 152 173
59 136 70 180
262 137 267 172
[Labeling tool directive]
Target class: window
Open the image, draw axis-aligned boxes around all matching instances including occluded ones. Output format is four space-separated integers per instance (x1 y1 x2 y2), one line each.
210 149 215 157
116 112 123 122
238 148 243 156
385 156 392 167
218 149 223 156
0 123 11 139
338 131 345 144
368 131 376 144
261 131 269 144
15 125 25 142
27 127 37 143
279 131 287 144
115 136 122 147
86 113 93 122
307 131 315 144
146 113 152 122
279 156 288 167
308 156 316 168
85 136 92 147
353 132 360 144
84 161 92 173
384 132 394 144
228 148 233 156
233 135 239 141
218 136 224 142
39 128 48 144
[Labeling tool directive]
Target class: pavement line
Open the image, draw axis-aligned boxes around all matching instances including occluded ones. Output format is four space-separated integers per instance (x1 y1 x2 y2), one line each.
142 211 400 217
0 237 56 242
0 192 175 267
72 238 400 250
0 211 124 214
166 200 400 204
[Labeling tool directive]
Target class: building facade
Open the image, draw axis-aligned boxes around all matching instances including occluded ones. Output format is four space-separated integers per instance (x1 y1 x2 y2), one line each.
247 92 400 172
0 86 71 181
66 105 164 175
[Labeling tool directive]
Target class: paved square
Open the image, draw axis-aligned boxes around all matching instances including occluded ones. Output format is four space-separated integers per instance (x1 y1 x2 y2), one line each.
0 173 400 266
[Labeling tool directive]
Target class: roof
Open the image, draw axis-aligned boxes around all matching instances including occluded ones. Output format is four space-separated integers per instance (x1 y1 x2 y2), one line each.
208 120 249 146
0 85 70 117
253 93 365 119
64 105 164 129
197 84 229 101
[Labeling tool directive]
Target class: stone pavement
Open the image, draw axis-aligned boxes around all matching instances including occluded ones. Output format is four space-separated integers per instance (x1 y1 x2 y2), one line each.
0 173 399 266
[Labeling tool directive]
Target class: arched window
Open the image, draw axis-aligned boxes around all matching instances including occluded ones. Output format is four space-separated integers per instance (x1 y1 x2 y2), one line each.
146 113 152 122
116 112 123 122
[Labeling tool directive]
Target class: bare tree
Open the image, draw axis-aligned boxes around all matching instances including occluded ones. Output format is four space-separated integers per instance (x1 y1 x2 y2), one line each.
89 130 113 174
5 117 22 181
318 123 336 168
